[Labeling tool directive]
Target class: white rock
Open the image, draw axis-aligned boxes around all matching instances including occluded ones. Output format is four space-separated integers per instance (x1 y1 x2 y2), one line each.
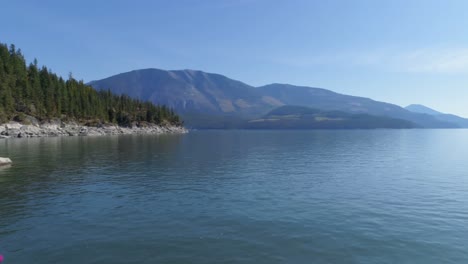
0 121 187 138
0 157 12 166
6 122 22 130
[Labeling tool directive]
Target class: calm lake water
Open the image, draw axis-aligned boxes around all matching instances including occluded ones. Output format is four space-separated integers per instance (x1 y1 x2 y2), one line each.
1 130 467 263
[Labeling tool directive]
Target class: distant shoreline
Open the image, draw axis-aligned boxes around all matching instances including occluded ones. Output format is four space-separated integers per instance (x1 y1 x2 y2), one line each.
0 121 187 139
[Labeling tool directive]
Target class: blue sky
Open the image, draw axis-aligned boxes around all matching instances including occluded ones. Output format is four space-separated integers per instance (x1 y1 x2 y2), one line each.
2 0 468 116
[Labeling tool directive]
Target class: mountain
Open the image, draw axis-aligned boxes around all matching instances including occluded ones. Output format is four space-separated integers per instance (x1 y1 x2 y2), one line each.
257 84 456 128
245 105 416 129
405 104 443 115
89 69 457 129
405 104 468 128
88 69 282 116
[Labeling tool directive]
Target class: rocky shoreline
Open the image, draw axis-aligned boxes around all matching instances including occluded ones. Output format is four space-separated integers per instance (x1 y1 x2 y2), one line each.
0 121 187 139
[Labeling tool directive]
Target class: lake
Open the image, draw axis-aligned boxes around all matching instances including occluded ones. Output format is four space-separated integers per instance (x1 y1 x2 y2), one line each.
1 130 467 263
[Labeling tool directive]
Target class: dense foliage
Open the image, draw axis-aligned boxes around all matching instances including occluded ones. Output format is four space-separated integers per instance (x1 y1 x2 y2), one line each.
0 43 181 126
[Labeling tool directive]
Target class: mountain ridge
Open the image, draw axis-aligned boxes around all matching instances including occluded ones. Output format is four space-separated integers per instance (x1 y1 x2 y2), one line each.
89 68 458 129
405 104 468 128
89 68 282 116
405 104 444 115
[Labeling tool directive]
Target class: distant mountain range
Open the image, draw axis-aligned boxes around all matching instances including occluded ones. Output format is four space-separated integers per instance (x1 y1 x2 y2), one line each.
89 68 462 129
405 104 468 128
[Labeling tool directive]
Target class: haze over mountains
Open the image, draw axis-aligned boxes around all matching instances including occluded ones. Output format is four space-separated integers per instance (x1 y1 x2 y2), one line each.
89 68 463 129
405 104 468 128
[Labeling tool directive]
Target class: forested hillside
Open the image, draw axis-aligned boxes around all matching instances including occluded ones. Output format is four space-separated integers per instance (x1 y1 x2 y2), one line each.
0 43 181 126
244 105 416 129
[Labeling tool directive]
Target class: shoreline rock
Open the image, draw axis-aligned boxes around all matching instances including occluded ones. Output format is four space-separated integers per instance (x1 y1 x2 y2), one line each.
0 121 187 139
0 157 12 166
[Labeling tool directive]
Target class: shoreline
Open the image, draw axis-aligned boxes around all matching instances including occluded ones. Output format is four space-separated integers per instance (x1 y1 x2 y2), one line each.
0 121 187 139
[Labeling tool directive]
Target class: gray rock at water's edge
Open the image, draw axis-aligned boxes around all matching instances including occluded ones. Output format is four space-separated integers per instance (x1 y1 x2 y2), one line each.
0 157 12 166
0 121 188 139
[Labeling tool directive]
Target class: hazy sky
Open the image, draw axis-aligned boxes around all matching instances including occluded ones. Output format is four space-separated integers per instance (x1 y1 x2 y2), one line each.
2 0 468 116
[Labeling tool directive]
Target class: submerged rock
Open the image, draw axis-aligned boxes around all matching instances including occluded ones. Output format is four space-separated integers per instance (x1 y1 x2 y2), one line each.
0 157 12 166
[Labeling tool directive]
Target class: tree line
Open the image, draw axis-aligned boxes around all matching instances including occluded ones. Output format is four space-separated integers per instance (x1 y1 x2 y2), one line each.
0 42 181 126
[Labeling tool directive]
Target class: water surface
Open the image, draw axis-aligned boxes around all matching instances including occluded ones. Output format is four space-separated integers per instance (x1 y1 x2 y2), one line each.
1 130 467 263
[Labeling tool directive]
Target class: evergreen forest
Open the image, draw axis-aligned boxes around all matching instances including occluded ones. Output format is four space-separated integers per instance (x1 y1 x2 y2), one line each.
0 42 181 126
